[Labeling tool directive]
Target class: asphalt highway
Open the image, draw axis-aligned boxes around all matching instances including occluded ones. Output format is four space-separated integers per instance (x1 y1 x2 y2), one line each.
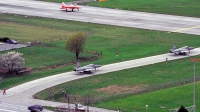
1 0 200 35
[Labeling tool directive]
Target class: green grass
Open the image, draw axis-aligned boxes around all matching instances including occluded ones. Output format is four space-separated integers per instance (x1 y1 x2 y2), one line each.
12 46 93 69
0 10 199 112
35 55 200 112
0 22 73 43
94 82 200 112
37 0 200 17
0 62 76 89
0 13 200 89
1 13 199 66
84 0 200 18
43 106 55 111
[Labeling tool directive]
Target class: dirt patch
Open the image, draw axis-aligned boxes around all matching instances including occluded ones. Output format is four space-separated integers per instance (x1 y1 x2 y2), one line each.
95 84 148 94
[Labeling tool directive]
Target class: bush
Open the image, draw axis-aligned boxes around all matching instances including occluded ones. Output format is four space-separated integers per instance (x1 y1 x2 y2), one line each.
2 37 10 42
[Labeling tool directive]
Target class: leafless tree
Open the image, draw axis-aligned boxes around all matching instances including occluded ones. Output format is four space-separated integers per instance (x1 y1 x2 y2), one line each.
65 93 72 108
66 32 87 60
0 51 25 74
83 94 95 112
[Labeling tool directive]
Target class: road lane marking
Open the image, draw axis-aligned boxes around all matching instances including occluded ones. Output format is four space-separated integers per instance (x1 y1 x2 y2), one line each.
171 25 200 33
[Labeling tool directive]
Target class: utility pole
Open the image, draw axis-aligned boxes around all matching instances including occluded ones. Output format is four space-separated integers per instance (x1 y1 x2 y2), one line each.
146 105 148 112
190 58 200 112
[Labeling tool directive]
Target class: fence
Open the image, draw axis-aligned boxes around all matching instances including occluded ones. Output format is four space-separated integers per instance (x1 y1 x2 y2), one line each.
95 76 200 104
45 76 200 112
55 105 101 112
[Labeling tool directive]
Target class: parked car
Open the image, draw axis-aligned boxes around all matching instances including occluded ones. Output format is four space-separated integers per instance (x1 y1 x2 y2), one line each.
7 39 18 44
28 105 43 112
76 103 85 111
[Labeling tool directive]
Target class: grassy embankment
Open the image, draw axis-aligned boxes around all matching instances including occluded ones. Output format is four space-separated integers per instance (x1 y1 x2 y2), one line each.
38 0 200 18
0 14 200 111
35 56 200 112
95 82 200 112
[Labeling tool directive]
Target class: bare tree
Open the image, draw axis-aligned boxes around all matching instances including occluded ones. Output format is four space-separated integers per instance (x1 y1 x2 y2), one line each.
64 93 72 108
0 51 25 74
66 32 87 60
83 94 95 112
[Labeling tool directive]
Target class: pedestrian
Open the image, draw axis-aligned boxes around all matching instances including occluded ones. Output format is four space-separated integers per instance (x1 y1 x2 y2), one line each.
75 102 78 108
166 57 168 63
3 88 6 95
116 51 118 57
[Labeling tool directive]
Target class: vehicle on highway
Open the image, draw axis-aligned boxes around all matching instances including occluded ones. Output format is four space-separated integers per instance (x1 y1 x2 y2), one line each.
28 105 43 112
7 39 18 44
60 2 81 11
74 62 101 73
169 44 195 55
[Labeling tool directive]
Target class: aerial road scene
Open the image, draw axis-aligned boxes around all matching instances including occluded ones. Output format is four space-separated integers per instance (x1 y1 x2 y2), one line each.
0 0 200 112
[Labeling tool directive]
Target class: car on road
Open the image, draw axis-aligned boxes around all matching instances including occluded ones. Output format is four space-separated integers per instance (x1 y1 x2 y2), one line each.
76 103 85 111
28 105 43 112
7 39 18 44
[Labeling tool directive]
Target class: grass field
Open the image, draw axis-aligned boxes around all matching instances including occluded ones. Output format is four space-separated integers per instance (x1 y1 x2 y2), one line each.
35 56 200 112
85 0 200 18
0 22 72 43
94 82 200 112
38 0 200 18
0 13 200 88
1 13 199 66
0 14 200 111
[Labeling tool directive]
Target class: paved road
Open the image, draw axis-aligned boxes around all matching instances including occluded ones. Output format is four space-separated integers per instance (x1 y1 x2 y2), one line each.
1 0 200 111
1 0 200 35
0 43 27 52
1 48 200 112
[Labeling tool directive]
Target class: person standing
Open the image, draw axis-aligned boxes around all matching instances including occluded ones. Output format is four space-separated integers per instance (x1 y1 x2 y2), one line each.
116 51 118 57
3 88 6 95
166 57 168 63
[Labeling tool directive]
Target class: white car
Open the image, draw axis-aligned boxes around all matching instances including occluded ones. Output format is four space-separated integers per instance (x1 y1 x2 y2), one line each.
76 103 85 111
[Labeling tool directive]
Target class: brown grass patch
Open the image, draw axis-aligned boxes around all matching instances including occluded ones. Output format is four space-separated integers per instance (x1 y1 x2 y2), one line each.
95 84 148 94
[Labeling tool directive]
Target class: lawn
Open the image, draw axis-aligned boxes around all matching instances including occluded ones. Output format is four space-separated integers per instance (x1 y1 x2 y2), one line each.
1 13 199 66
0 13 200 89
0 22 72 43
84 0 200 18
35 55 200 112
0 12 199 112
94 81 200 112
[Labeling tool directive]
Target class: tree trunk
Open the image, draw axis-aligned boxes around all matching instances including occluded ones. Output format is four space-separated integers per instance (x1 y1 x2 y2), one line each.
76 52 79 60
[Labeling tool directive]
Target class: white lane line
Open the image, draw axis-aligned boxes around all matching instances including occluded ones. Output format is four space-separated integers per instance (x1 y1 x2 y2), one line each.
0 109 17 112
